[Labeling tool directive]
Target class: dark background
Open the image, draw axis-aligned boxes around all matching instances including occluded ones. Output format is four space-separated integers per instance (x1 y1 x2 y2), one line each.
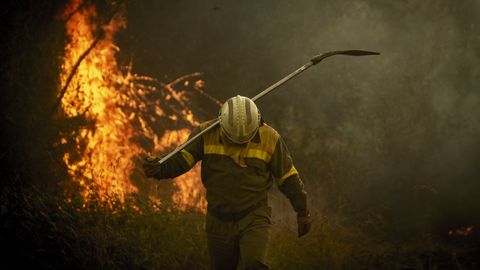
1 0 480 268
118 0 480 237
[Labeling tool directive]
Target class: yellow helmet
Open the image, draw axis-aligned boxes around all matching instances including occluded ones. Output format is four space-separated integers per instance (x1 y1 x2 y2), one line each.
219 95 261 144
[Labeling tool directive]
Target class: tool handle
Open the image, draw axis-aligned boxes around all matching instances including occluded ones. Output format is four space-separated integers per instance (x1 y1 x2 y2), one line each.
157 50 379 165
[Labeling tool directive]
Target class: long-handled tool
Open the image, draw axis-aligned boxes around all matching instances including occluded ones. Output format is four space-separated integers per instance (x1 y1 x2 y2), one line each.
157 50 380 165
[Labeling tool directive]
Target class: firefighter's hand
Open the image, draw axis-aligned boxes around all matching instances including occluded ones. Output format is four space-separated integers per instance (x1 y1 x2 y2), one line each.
142 155 161 178
297 211 312 237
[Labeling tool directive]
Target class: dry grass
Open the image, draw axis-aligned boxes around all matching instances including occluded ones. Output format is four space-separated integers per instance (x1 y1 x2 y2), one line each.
3 181 477 270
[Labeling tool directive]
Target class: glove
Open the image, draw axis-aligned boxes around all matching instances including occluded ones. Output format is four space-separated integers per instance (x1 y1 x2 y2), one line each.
297 211 311 237
142 155 162 178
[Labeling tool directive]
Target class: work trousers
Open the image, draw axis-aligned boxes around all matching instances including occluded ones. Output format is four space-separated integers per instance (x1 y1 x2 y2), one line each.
205 206 272 270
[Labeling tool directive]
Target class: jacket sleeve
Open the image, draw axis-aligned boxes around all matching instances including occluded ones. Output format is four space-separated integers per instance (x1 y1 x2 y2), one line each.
152 127 204 180
269 136 308 216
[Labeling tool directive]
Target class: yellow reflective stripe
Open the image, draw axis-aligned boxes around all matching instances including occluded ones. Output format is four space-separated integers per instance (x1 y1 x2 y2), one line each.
204 144 226 155
205 145 271 161
246 149 271 162
180 149 195 167
277 166 298 186
202 123 279 164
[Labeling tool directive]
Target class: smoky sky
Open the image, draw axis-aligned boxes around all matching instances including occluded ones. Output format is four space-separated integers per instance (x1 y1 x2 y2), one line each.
118 0 480 235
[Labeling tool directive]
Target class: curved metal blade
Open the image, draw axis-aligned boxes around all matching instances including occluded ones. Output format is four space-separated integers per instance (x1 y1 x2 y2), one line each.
311 50 380 65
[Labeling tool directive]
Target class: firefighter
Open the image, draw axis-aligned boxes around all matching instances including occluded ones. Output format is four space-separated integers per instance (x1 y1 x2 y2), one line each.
143 95 311 270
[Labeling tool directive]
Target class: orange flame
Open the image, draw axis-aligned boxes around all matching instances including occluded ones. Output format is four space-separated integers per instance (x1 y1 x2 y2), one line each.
58 0 207 212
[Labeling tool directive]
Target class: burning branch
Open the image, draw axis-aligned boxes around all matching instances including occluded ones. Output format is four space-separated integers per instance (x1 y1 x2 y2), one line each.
53 4 121 113
63 0 89 23
52 32 103 112
57 0 207 210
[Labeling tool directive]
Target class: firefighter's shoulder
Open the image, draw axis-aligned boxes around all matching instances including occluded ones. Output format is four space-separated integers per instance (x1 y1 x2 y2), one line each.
258 123 280 143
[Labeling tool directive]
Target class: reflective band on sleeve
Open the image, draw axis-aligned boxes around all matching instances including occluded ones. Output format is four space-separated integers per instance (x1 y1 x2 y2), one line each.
180 149 195 167
276 166 298 186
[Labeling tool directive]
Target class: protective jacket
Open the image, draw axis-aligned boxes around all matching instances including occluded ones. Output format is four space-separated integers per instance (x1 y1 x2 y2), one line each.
153 120 308 218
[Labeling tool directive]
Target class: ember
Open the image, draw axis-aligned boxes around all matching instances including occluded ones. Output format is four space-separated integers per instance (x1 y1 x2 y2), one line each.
448 226 474 236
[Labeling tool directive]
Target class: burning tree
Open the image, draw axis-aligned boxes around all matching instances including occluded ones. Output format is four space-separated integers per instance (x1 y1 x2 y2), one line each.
56 0 213 211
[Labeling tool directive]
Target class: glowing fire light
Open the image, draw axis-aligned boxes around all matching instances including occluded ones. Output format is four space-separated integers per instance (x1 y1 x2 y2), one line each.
58 0 207 211
448 226 474 236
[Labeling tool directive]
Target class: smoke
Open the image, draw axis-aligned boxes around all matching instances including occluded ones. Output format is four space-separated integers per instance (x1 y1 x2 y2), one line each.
119 0 480 237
